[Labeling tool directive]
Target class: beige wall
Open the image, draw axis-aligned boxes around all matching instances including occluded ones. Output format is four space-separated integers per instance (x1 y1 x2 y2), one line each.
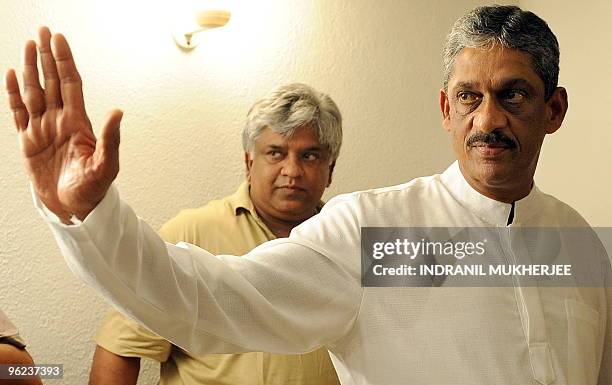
4 1 609 384
521 0 612 226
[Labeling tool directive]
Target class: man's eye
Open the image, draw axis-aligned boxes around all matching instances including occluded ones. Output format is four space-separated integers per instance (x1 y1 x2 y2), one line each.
457 92 479 104
267 151 283 159
303 152 319 161
503 90 526 104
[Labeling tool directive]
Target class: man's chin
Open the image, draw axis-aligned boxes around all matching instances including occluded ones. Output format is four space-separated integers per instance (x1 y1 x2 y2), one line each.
465 159 517 183
474 169 519 189
274 201 316 219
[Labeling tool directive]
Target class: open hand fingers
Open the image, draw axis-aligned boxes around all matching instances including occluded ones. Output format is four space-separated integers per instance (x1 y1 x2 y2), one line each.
5 69 29 131
38 27 62 109
22 40 45 119
51 33 85 112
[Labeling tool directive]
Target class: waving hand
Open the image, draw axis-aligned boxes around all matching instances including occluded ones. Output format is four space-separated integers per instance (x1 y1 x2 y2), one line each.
5 27 123 223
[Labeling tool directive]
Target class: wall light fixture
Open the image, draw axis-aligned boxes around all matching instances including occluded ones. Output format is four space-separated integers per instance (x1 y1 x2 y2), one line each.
173 9 231 50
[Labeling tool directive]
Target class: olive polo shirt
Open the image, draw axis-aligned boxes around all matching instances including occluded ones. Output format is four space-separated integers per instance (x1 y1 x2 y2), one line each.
94 182 339 385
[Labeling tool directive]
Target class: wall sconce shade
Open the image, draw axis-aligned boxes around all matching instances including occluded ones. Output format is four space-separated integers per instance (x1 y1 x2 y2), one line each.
173 9 231 50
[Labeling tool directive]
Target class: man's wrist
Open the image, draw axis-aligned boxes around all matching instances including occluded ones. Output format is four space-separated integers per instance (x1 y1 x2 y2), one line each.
72 201 101 222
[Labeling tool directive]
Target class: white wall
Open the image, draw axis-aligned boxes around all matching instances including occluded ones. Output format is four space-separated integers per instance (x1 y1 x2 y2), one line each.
10 1 611 384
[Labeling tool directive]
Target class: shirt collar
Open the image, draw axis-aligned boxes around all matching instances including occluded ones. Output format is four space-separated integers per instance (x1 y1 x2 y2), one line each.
440 161 543 226
228 181 257 216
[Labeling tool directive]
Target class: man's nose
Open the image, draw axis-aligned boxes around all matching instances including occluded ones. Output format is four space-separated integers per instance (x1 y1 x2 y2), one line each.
281 155 304 178
473 97 508 133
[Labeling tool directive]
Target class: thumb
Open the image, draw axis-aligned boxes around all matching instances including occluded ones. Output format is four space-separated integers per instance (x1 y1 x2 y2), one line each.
95 109 123 182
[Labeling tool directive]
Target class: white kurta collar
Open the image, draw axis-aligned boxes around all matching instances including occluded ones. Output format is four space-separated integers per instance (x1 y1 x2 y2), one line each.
440 161 543 226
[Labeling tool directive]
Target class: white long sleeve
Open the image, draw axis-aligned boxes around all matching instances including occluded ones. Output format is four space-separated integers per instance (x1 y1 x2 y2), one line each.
35 185 363 355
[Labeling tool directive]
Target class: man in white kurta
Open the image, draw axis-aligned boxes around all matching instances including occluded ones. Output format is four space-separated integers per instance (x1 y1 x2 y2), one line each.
5 4 611 385
36 161 611 385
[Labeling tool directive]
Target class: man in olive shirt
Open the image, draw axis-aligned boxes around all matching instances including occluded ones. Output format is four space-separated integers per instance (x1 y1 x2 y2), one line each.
90 83 343 385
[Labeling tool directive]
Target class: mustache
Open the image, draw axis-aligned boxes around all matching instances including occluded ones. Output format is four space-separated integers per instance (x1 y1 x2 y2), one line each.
466 132 517 148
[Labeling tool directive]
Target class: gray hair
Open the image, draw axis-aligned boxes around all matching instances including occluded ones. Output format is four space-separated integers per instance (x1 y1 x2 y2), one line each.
443 5 560 100
242 83 342 161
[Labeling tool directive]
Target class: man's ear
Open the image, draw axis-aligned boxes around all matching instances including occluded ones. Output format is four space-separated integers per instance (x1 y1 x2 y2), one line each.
545 87 568 134
244 152 253 183
440 89 451 132
327 161 336 187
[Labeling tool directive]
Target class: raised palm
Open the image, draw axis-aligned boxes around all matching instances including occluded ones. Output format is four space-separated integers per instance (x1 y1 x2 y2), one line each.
6 27 122 222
